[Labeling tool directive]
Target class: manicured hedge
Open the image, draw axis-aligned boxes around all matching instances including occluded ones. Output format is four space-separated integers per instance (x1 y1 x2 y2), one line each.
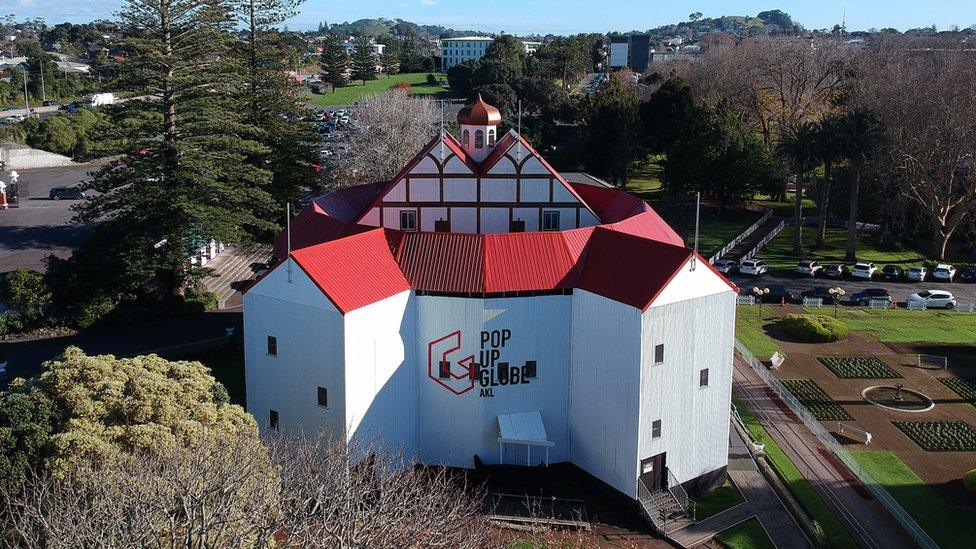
965 469 976 493
780 314 849 343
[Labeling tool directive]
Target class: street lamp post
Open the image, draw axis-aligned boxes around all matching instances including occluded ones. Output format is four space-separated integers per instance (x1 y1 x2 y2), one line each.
828 287 846 318
753 287 770 320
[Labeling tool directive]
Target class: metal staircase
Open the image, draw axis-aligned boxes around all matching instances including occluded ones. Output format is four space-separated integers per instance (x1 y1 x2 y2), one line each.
637 470 696 535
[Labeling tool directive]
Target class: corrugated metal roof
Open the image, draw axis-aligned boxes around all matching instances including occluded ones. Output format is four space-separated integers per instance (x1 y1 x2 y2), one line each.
578 227 692 311
314 181 386 223
397 232 485 293
290 229 411 314
606 211 685 248
483 232 578 292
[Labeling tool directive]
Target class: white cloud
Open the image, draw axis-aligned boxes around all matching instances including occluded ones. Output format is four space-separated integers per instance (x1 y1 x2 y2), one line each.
419 0 438 5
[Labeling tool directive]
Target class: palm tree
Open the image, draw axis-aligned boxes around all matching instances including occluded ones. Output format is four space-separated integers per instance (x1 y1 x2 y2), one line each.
812 114 844 248
775 122 818 255
837 108 884 261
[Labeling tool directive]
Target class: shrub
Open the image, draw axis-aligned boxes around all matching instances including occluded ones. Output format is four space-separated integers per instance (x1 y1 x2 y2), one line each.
426 73 439 86
0 268 52 330
391 81 411 93
965 469 976 493
182 291 220 314
73 295 117 329
780 314 849 343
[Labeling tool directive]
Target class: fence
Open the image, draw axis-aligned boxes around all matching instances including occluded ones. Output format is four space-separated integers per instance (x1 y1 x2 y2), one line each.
736 295 756 306
957 302 975 313
734 340 939 549
740 219 786 262
802 297 823 308
918 354 947 370
708 208 773 263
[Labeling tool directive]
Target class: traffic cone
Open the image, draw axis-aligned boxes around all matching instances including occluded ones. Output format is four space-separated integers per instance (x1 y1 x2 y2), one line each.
0 191 7 210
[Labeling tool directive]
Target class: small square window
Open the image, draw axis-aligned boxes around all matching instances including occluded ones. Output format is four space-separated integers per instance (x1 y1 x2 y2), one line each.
400 210 417 231
654 343 665 364
652 419 662 439
542 211 560 231
699 368 709 387
269 409 279 431
267 335 278 357
317 386 328 407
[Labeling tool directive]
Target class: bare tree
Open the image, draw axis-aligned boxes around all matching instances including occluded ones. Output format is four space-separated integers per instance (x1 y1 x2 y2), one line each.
269 432 491 548
338 89 439 186
864 50 976 259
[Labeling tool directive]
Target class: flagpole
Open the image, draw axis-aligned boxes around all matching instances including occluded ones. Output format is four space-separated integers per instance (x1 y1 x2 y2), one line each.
286 202 293 283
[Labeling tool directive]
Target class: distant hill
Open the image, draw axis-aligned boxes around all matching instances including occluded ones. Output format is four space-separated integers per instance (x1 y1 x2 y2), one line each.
316 18 485 39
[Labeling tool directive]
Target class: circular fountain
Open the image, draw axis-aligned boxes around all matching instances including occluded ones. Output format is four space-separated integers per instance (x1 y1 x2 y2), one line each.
861 384 934 413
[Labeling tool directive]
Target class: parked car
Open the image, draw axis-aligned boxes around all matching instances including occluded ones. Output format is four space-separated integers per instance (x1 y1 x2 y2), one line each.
2 114 25 124
824 264 848 279
905 266 928 282
764 286 796 304
931 263 956 282
739 259 768 276
712 259 738 274
880 265 903 281
49 186 90 200
850 288 892 306
800 286 840 305
907 290 957 309
42 99 61 107
959 266 976 283
851 262 877 280
795 260 823 277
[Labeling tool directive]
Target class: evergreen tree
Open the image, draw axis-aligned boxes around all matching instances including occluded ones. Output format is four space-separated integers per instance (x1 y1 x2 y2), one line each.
319 34 348 89
74 0 276 300
351 35 377 84
233 0 318 225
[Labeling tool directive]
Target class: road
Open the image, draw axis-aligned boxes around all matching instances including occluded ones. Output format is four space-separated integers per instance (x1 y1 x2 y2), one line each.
732 356 917 549
728 271 976 304
0 163 103 273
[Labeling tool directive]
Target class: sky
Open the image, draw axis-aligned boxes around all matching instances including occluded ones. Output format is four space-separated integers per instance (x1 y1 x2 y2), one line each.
3 0 975 34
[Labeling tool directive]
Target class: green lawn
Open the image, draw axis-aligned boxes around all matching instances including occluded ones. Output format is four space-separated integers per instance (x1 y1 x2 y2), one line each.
756 227 926 271
733 396 858 548
715 517 775 549
750 195 819 218
697 209 765 259
696 477 745 520
734 307 784 359
808 307 976 345
627 160 663 201
852 451 976 548
306 73 450 106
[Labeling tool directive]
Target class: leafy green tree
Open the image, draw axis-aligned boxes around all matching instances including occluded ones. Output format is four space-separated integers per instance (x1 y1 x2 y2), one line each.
351 35 377 84
483 35 526 78
319 34 349 88
812 114 844 247
639 77 706 155
75 0 276 301
775 121 819 254
472 83 518 120
0 269 51 327
836 107 884 261
581 77 643 187
446 60 480 95
0 347 253 488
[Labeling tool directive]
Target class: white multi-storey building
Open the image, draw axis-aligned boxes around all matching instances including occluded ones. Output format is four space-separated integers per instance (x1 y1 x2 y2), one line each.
244 97 738 513
441 36 544 71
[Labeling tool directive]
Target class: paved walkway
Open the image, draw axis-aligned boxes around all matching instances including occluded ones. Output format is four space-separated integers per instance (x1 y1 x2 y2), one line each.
732 357 916 549
720 215 783 262
671 429 809 548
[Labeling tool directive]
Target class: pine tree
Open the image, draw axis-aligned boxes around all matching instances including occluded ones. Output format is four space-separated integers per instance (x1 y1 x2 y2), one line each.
233 0 318 223
75 0 276 300
350 35 377 85
319 34 348 89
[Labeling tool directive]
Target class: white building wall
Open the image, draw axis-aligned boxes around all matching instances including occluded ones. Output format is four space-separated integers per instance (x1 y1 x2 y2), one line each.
416 295 572 467
244 262 346 436
513 207 539 231
343 291 418 455
451 207 478 233
444 178 477 201
568 289 643 497
520 179 549 202
410 178 440 202
420 207 448 231
482 179 517 202
480 208 510 233
637 279 736 488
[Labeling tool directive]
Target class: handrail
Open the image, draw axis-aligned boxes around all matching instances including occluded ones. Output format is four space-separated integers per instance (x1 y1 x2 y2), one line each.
734 339 938 549
666 467 696 522
708 208 773 263
740 219 785 262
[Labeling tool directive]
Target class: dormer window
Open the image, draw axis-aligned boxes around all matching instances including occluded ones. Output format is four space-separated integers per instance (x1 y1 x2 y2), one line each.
475 130 484 149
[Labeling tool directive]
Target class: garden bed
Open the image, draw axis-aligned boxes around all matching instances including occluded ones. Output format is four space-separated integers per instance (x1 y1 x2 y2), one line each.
938 378 976 406
892 421 976 452
781 379 852 421
817 357 902 379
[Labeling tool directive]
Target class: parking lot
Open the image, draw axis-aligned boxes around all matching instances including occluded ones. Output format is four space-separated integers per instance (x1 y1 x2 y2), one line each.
0 163 102 273
728 271 976 306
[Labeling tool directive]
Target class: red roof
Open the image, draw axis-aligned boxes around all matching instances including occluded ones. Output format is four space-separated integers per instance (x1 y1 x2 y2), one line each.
290 229 411 314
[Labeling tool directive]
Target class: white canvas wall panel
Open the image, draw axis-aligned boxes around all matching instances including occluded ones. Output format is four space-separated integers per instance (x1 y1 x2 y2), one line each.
482 179 517 202
445 156 472 174
385 180 407 201
361 207 380 227
444 178 477 202
512 208 538 231
568 290 642 497
556 208 577 230
552 182 578 203
520 156 550 175
480 208 510 234
382 207 416 230
451 207 478 233
411 155 440 174
489 156 517 175
415 295 572 468
420 207 448 231
519 179 549 202
580 209 600 228
410 178 440 202
344 291 418 455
